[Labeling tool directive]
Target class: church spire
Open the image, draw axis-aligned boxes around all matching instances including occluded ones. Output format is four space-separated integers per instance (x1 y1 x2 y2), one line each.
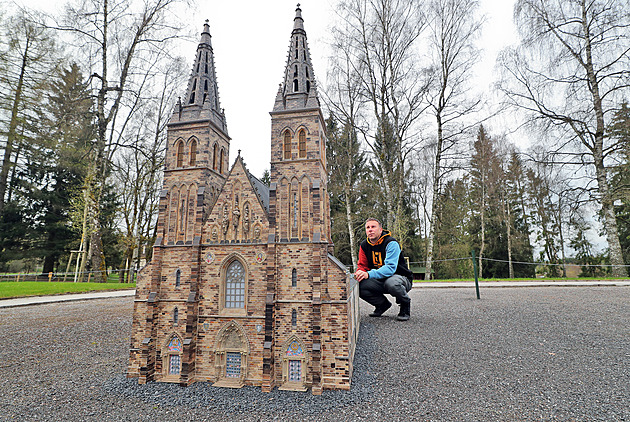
273 4 320 112
181 20 227 133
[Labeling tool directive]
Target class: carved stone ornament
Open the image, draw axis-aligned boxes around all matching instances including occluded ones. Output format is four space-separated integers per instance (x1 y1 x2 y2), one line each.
254 225 261 241
232 195 241 230
255 251 266 264
211 226 218 241
243 204 250 235
222 204 229 235
205 252 215 264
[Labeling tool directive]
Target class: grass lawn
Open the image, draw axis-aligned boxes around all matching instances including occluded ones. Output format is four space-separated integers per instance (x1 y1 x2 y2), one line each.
0 281 135 299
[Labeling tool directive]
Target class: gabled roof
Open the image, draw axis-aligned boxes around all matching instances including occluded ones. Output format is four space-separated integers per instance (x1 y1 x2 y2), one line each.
247 170 270 214
218 154 269 217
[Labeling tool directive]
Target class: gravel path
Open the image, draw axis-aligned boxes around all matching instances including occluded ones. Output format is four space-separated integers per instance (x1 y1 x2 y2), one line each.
0 287 628 421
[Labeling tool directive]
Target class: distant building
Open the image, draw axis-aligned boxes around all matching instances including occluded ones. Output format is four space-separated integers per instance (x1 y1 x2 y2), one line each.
127 6 360 395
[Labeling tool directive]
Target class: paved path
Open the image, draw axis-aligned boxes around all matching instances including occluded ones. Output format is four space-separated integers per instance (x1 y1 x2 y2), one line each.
0 289 135 308
415 279 630 288
0 280 628 308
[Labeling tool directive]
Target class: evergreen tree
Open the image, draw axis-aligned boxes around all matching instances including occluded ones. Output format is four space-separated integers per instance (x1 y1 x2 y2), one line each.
433 177 474 279
326 117 372 268
505 151 535 277
610 102 630 265
34 63 94 274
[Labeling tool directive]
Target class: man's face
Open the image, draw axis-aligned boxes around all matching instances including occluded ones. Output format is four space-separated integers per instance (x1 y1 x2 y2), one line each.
365 220 383 243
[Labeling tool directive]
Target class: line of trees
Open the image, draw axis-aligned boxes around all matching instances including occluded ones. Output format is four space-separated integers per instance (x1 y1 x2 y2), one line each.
1 0 628 280
325 0 630 279
0 1 189 279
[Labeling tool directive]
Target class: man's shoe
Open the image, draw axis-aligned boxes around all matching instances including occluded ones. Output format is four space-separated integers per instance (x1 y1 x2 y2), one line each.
396 301 410 321
369 301 392 317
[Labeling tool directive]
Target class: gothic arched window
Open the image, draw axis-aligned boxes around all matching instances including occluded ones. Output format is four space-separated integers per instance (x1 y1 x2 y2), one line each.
291 309 297 327
225 260 245 308
175 269 181 287
219 149 225 174
213 143 218 170
291 268 297 287
173 307 179 325
298 130 306 158
189 140 197 166
166 336 182 376
176 141 184 167
283 131 291 160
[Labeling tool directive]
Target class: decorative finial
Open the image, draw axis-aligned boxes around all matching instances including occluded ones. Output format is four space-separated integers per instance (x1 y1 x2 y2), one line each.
297 3 301 8
238 149 241 156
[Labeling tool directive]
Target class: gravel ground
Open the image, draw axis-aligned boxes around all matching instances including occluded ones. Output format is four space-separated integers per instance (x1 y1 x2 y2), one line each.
0 287 628 421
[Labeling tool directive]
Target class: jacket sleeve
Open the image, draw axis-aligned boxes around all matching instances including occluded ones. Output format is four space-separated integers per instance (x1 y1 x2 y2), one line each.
357 245 369 271
367 241 400 280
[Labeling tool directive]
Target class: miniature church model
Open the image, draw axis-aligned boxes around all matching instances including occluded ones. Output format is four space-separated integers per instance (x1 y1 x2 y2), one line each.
127 6 360 394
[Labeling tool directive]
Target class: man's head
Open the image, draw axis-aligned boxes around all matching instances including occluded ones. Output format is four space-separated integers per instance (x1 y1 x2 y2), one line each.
365 218 383 243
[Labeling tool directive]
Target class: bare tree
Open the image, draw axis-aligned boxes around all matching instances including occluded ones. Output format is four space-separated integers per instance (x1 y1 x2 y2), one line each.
48 0 191 280
423 0 484 279
498 0 630 276
330 0 428 244
324 22 369 270
114 56 186 282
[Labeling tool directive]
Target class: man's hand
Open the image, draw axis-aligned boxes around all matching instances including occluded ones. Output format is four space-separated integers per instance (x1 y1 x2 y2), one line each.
354 269 369 281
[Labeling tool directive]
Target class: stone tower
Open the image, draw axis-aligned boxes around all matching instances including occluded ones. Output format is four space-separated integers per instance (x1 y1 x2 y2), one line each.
127 21 229 385
264 4 336 395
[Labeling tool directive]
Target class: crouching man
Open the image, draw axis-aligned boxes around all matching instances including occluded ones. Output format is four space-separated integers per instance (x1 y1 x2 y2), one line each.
354 218 414 321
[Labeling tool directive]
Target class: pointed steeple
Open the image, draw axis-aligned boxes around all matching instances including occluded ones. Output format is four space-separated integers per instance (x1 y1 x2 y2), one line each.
273 4 320 112
180 20 227 134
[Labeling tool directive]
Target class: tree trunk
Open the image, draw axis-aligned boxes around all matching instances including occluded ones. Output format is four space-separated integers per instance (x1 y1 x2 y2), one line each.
504 187 514 278
0 39 30 213
580 0 626 276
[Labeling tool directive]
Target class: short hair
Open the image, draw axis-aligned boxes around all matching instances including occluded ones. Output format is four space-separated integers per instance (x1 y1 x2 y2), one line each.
364 217 381 227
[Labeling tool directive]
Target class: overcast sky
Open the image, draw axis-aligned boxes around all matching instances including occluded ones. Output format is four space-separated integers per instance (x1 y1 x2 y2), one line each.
14 0 518 178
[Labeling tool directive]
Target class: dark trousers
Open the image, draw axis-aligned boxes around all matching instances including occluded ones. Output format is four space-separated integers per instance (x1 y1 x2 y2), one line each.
359 274 412 307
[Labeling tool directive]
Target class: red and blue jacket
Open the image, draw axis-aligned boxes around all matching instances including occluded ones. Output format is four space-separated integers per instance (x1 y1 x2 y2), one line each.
358 230 413 280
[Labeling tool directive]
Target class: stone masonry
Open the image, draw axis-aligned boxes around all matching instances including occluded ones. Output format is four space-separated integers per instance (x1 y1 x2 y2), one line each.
127 6 360 394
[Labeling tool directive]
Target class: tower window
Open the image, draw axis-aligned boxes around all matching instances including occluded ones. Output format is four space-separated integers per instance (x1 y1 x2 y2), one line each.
204 80 208 91
283 131 291 160
174 307 179 324
213 143 218 170
219 149 225 174
175 269 181 287
291 268 297 287
293 79 298 92
176 141 184 167
294 65 298 77
305 66 309 78
306 80 310 93
298 130 306 158
291 309 297 327
189 140 197 166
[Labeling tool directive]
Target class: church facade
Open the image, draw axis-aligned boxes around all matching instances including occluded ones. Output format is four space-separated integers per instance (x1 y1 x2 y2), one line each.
127 6 360 394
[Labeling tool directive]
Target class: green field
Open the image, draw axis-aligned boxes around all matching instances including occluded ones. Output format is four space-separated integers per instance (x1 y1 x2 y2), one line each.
0 281 135 299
